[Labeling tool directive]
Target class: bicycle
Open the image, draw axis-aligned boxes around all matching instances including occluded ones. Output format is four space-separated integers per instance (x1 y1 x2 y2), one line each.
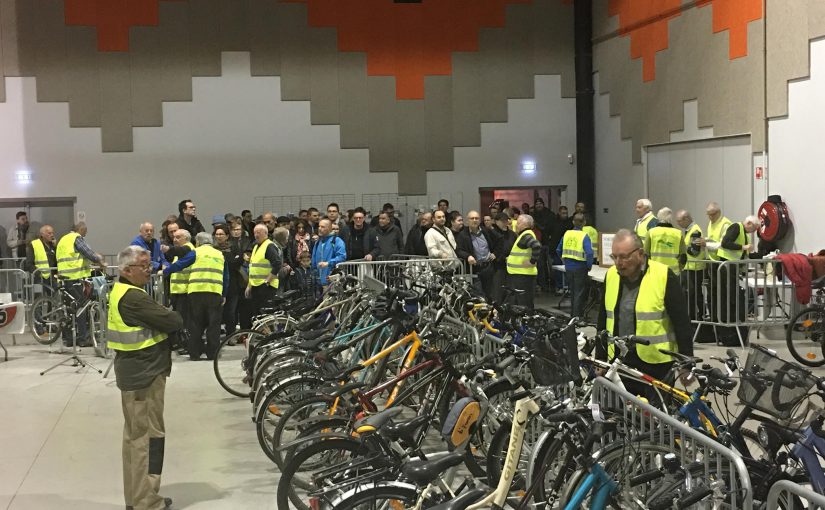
786 275 825 367
30 275 107 356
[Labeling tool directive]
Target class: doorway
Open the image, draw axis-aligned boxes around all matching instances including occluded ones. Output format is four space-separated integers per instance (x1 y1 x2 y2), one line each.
478 186 567 216
0 196 77 256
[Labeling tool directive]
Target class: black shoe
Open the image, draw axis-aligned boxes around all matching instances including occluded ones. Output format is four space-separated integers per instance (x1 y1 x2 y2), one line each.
165 497 173 508
177 348 189 356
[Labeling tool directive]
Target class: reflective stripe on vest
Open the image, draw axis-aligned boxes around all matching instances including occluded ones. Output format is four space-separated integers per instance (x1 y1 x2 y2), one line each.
716 222 747 261
635 212 655 240
604 261 677 364
249 239 279 288
187 245 224 295
507 230 538 275
706 216 732 261
169 242 195 294
648 226 683 274
56 232 91 280
107 282 168 351
31 239 51 277
561 229 587 262
683 224 707 271
582 226 599 261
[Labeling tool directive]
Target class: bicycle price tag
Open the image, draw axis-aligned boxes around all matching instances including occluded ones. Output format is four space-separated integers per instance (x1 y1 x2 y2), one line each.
590 402 604 422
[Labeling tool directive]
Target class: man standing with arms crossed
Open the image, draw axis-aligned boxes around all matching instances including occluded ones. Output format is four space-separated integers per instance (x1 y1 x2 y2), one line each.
246 224 283 318
108 245 182 510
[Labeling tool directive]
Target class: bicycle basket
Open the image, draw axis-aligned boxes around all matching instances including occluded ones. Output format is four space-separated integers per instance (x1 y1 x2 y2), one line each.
737 344 817 421
526 323 582 387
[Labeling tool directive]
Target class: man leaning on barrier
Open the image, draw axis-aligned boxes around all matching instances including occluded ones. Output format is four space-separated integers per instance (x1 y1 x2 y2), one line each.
109 245 183 510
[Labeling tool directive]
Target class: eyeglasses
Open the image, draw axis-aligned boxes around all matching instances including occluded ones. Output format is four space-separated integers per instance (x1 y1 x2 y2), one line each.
128 264 151 271
609 248 641 262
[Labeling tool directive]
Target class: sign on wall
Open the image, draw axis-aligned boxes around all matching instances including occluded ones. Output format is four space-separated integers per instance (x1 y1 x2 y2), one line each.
600 232 616 267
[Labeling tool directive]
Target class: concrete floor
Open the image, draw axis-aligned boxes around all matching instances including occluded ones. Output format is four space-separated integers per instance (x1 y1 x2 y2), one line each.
0 307 818 510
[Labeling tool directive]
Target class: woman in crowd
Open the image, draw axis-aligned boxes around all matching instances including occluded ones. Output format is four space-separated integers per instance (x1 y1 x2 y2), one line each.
288 219 314 269
213 224 244 337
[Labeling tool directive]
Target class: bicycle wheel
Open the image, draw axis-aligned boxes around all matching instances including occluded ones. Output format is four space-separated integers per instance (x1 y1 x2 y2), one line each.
271 395 349 469
88 303 111 358
276 437 363 510
786 307 825 367
213 329 265 398
30 295 65 345
329 483 420 510
528 432 578 509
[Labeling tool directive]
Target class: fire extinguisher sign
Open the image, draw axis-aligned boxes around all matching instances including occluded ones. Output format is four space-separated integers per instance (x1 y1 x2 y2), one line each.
755 167 764 180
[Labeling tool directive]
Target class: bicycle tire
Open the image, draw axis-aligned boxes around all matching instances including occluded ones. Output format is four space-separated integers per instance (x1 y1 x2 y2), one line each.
276 437 362 510
271 394 350 469
329 483 420 510
786 306 825 367
527 430 577 510
212 329 267 398
29 295 64 345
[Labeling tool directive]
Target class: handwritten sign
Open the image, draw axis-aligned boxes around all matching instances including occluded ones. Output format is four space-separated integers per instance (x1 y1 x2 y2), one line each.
600 233 616 267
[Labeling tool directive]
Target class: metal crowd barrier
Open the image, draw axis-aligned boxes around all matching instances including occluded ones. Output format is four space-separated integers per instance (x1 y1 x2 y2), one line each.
683 257 796 347
592 377 753 509
337 257 466 289
766 479 825 509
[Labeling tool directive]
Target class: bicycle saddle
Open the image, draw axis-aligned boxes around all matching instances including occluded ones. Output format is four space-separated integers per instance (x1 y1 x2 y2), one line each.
296 328 329 342
295 315 328 332
401 451 466 485
383 414 429 444
353 407 404 433
294 332 334 351
425 487 487 510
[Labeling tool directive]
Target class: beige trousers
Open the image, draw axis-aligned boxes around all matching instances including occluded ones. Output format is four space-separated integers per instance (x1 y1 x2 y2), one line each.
121 374 167 510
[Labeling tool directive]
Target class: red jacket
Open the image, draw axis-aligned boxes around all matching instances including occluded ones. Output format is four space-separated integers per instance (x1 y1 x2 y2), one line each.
777 253 813 304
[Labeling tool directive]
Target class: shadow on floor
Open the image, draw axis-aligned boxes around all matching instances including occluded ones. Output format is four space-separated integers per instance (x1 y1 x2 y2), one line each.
161 481 229 508
6 494 123 510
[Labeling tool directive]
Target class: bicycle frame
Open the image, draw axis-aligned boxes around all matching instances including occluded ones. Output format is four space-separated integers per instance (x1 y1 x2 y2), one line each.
791 425 825 494
562 463 618 510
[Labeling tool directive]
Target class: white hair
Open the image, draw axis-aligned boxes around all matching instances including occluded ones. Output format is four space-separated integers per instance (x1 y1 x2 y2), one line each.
195 232 213 246
517 214 534 228
744 215 761 228
657 207 673 224
637 198 652 211
118 245 149 271
176 229 191 242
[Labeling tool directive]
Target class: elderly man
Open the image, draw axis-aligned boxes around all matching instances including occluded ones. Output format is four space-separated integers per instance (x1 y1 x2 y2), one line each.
457 210 496 299
675 209 707 322
186 232 227 360
405 211 432 256
176 199 204 237
597 229 693 399
312 219 346 286
26 224 57 293
424 210 457 260
131 222 164 272
246 224 284 318
163 229 195 350
108 245 182 510
645 207 685 275
714 215 761 345
696 202 733 324
633 199 658 243
557 213 593 319
507 214 542 309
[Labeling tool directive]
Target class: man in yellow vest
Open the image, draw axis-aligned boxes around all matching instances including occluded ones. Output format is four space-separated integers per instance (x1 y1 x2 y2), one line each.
675 209 707 323
186 232 227 360
633 198 658 244
245 224 283 319
557 213 593 319
715 215 760 346
645 207 685 275
25 224 57 293
597 230 693 397
56 222 106 346
108 245 182 510
162 229 195 353
506 215 542 309
696 202 732 324
582 218 599 267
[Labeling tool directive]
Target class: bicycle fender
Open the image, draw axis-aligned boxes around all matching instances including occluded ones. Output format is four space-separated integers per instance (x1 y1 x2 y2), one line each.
274 431 356 452
526 428 561 486
329 481 418 508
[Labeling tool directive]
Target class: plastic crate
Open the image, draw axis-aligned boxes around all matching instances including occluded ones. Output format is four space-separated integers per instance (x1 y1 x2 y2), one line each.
737 345 817 421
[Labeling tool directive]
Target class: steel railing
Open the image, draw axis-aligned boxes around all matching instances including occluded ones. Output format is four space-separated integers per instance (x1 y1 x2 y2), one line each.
766 479 825 509
337 257 467 289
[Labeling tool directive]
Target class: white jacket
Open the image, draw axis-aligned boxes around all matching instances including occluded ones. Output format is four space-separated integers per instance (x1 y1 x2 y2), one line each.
424 227 457 259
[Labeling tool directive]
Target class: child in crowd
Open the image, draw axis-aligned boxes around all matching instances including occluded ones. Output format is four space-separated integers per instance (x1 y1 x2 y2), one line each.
289 251 321 305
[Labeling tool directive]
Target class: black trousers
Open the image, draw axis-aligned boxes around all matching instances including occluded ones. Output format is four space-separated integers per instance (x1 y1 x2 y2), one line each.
507 273 536 310
170 293 190 326
681 269 705 321
250 284 276 319
223 288 240 336
568 268 589 320
474 264 496 302
187 292 222 360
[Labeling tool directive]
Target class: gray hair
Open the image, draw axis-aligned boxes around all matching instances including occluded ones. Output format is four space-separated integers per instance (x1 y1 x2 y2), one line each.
117 245 149 271
706 201 721 214
613 228 644 251
744 215 761 228
637 199 652 211
675 209 692 223
517 214 534 228
177 229 192 242
195 232 213 246
657 207 673 224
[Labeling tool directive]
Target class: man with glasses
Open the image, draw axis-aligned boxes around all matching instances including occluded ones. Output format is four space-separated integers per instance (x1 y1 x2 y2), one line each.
326 203 350 243
456 210 496 300
163 229 195 355
596 229 693 396
176 199 204 237
108 245 182 510
346 207 369 260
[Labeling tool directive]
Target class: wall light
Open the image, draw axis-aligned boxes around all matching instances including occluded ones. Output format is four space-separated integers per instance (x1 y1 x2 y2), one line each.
521 160 536 175
16 169 32 183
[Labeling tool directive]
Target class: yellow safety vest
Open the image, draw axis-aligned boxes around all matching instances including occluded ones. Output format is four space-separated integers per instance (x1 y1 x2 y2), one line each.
683 223 706 271
56 232 91 280
604 261 677 364
647 226 682 274
716 222 747 261
561 229 587 262
249 239 279 288
187 245 225 295
107 282 168 351
582 226 599 263
634 212 656 241
507 230 538 275
706 216 732 261
31 239 52 277
169 242 195 295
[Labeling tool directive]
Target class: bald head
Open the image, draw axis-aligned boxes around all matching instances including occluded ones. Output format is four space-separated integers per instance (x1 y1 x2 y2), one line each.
253 223 269 243
139 222 155 243
39 224 55 243
74 221 88 237
675 209 692 229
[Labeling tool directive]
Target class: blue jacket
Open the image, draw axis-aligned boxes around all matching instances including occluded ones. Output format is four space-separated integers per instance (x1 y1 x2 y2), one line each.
311 234 347 285
556 227 593 272
130 235 165 271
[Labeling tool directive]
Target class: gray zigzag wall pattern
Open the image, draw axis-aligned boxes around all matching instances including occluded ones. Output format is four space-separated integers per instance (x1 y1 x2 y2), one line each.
0 0 574 195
